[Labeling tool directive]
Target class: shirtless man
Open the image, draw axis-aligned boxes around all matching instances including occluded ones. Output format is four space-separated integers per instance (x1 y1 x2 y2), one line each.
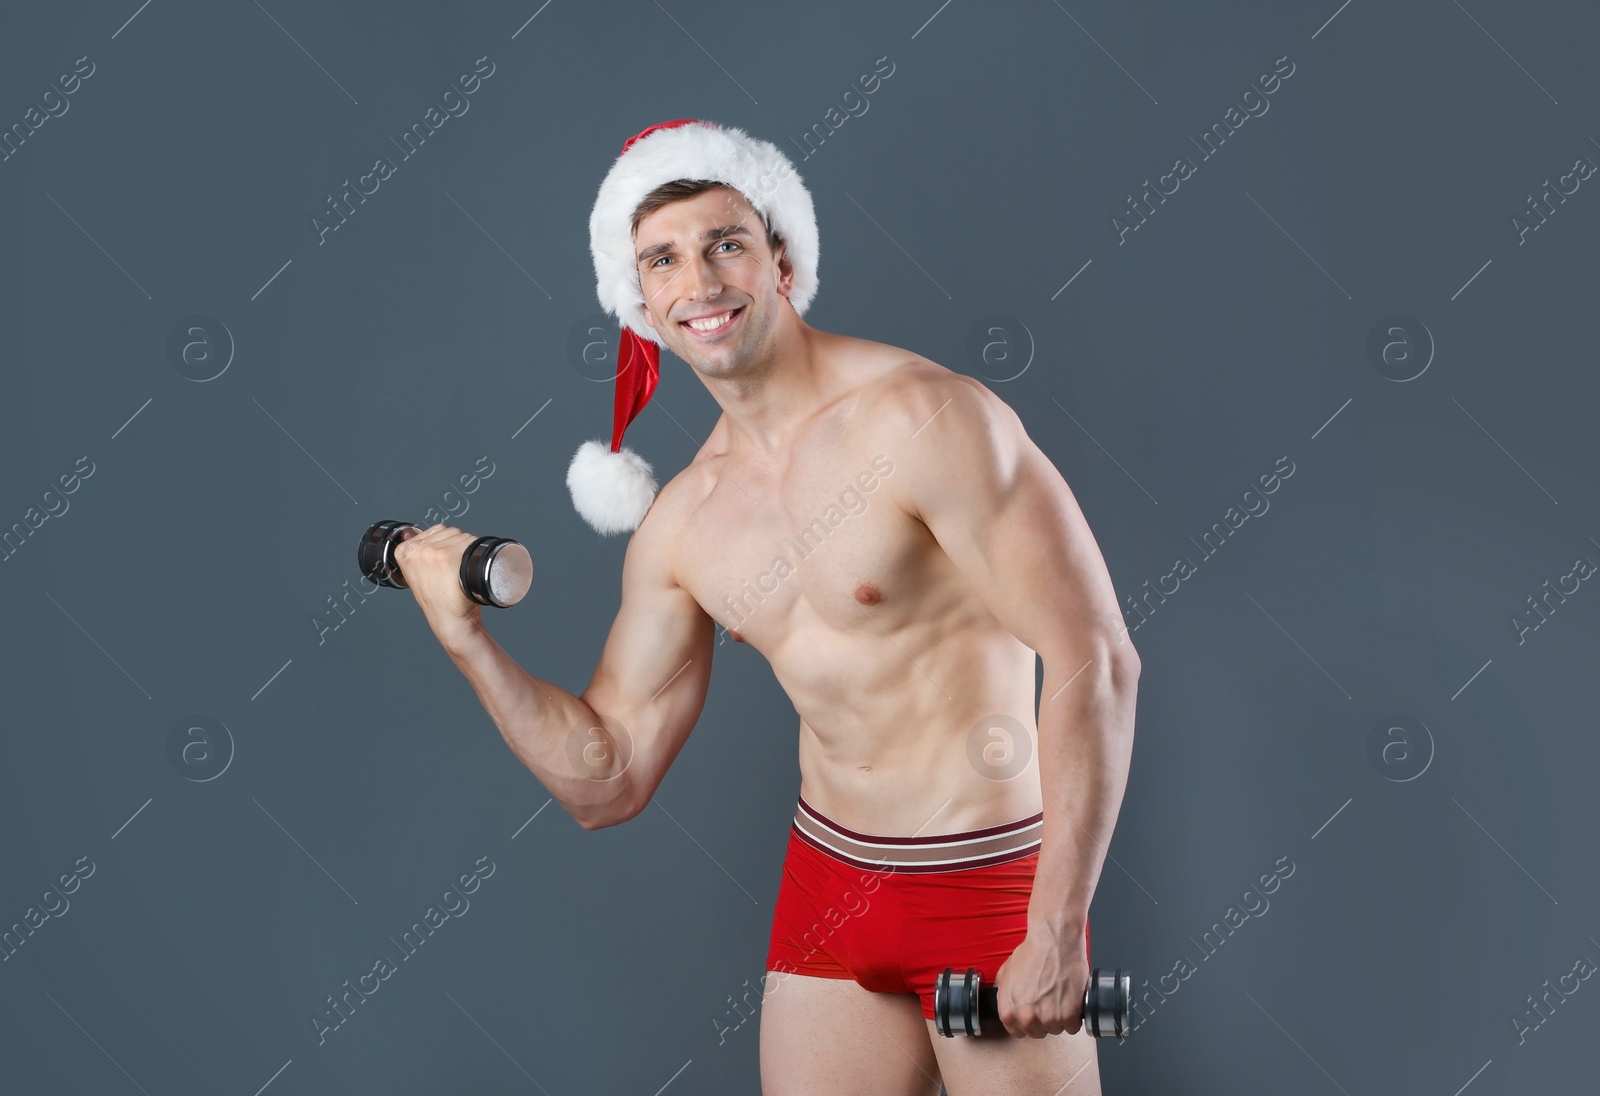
393 120 1139 1095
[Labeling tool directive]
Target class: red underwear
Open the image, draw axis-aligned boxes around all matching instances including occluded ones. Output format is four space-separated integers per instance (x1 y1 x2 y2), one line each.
765 795 1088 1021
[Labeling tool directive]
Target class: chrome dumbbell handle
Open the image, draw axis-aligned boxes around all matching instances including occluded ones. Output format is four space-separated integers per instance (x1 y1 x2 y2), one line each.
358 520 533 608
933 966 1132 1039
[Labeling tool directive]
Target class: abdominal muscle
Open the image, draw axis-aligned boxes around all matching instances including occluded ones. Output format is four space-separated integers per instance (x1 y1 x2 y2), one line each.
782 622 1045 839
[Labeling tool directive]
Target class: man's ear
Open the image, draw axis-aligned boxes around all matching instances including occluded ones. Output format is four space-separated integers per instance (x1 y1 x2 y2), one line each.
772 238 794 297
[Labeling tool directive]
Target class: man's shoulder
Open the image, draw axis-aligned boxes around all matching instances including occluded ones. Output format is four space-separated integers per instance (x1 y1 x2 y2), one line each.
628 448 716 569
853 345 1009 437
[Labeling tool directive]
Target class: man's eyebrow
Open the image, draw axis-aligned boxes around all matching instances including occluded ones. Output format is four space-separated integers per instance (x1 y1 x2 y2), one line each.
636 223 754 264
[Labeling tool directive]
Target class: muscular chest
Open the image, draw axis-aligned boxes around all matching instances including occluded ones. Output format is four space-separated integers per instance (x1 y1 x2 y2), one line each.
675 429 927 648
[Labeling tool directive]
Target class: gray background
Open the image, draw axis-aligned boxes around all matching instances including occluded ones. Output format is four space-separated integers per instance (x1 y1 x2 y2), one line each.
2 0 1596 1092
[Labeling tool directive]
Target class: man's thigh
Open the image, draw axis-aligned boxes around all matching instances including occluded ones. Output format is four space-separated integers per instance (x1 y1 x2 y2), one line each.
759 969 945 1096
925 1021 1101 1096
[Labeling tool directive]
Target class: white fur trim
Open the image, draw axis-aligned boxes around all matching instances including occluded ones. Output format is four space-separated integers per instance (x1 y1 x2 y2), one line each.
590 121 819 345
567 439 659 535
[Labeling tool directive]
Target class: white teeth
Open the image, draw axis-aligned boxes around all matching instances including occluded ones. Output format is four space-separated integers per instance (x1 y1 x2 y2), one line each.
686 310 735 332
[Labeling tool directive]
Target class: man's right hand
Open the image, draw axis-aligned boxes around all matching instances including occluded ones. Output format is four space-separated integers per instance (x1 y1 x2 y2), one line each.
392 523 486 650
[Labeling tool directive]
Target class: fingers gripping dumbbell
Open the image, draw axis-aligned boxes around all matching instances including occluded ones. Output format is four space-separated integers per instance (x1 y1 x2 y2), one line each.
933 966 1133 1039
358 519 534 608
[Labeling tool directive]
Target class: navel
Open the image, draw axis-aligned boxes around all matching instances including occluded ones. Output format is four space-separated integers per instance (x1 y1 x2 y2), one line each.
853 582 883 605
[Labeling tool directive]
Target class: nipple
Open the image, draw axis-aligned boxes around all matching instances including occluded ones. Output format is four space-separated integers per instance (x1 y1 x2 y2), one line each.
853 583 883 605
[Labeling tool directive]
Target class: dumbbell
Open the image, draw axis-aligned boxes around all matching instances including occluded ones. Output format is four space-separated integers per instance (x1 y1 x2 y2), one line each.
933 966 1132 1039
358 520 534 608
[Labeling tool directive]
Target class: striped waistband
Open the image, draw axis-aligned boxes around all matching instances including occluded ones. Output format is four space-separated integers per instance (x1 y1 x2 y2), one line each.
791 795 1043 874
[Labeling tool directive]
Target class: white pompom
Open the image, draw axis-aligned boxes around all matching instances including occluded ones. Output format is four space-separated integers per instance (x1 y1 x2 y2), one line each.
566 439 659 535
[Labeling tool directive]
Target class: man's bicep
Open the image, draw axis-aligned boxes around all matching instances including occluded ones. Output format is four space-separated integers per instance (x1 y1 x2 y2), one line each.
580 513 714 802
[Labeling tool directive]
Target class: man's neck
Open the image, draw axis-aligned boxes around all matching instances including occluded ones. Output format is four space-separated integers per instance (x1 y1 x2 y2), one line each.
700 321 837 459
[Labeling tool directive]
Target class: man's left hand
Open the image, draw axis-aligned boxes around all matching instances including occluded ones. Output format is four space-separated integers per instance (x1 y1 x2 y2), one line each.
994 926 1089 1038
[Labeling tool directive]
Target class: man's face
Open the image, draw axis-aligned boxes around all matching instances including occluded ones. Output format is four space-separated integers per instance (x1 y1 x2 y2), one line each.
634 186 793 379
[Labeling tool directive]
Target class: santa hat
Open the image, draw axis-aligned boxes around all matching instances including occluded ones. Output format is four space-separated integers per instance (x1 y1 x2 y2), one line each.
566 118 820 535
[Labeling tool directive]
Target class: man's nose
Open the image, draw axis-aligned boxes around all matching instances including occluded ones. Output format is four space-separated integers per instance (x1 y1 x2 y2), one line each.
679 252 725 299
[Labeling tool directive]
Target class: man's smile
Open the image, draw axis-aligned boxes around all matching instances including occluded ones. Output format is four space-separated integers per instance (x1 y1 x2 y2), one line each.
680 306 744 338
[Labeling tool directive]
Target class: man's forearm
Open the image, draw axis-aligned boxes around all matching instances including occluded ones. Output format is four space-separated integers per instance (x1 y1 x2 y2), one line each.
1027 650 1139 938
440 619 634 827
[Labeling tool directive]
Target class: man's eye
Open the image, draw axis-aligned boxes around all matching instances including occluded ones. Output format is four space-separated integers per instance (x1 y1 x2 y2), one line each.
714 240 740 253
650 256 673 268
